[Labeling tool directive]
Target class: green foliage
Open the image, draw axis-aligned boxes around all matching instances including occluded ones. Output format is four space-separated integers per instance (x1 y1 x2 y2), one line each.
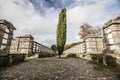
91 54 98 61
0 50 7 54
102 48 114 54
89 60 120 79
51 45 57 53
91 54 118 67
98 56 103 63
66 54 77 58
105 55 117 67
91 54 103 63
38 53 56 58
56 7 67 58
64 42 80 50
89 61 113 71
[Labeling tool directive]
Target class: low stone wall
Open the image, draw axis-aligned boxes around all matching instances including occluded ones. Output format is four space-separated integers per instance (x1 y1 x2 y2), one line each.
0 54 9 66
0 54 26 66
79 53 120 68
90 54 120 67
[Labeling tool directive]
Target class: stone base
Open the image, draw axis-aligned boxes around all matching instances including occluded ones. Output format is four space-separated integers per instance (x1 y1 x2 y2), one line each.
0 54 26 66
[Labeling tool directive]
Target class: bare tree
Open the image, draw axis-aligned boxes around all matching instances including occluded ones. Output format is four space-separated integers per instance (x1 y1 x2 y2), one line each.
92 26 102 37
79 23 102 38
79 23 92 39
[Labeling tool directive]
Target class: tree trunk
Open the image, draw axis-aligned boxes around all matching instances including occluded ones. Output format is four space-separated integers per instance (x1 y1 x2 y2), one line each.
58 54 61 58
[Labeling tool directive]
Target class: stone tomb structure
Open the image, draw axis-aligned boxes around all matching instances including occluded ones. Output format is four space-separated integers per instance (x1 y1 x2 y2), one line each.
10 34 33 56
0 19 16 53
84 35 103 54
0 19 26 66
103 16 120 60
63 16 120 60
103 16 120 52
63 35 103 58
10 35 55 57
82 35 104 60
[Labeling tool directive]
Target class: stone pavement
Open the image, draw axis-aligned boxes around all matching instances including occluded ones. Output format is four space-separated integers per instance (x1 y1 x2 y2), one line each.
0 58 117 80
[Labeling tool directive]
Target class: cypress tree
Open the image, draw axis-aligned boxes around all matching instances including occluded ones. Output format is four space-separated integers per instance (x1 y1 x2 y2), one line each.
56 7 67 58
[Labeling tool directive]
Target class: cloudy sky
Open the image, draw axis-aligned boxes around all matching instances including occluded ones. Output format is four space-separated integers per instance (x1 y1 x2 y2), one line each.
0 0 120 47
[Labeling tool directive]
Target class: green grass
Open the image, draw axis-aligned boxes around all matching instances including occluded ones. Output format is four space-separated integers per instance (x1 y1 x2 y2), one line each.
89 61 112 71
89 61 120 79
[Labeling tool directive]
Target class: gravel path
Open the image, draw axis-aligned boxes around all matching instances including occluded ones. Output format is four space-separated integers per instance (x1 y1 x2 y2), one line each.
0 58 117 80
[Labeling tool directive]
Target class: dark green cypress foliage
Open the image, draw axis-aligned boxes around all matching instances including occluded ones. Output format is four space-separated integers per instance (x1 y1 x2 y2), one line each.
56 7 67 58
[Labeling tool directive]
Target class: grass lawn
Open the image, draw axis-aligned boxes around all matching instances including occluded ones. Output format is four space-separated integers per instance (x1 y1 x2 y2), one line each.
89 61 120 79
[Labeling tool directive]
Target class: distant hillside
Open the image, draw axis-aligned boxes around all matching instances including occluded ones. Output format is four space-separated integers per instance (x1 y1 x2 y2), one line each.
64 42 80 50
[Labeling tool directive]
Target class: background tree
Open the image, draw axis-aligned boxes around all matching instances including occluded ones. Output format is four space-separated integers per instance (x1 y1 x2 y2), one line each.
79 23 92 39
51 45 57 53
79 23 102 38
92 26 102 37
56 7 67 58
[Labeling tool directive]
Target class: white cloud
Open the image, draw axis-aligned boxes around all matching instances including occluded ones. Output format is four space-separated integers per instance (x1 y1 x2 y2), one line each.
67 0 118 26
0 0 58 47
66 0 120 44
0 0 120 47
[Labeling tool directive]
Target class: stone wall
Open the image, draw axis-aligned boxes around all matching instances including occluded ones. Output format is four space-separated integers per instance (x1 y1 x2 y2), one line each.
62 43 85 57
63 36 103 58
0 19 27 66
32 41 56 58
63 16 120 61
84 35 103 54
10 35 56 57
10 34 34 56
0 54 26 66
0 19 16 53
103 16 120 52
102 16 120 66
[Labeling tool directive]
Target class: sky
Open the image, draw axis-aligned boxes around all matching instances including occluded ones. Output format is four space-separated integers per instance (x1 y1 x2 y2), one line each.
0 0 120 47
